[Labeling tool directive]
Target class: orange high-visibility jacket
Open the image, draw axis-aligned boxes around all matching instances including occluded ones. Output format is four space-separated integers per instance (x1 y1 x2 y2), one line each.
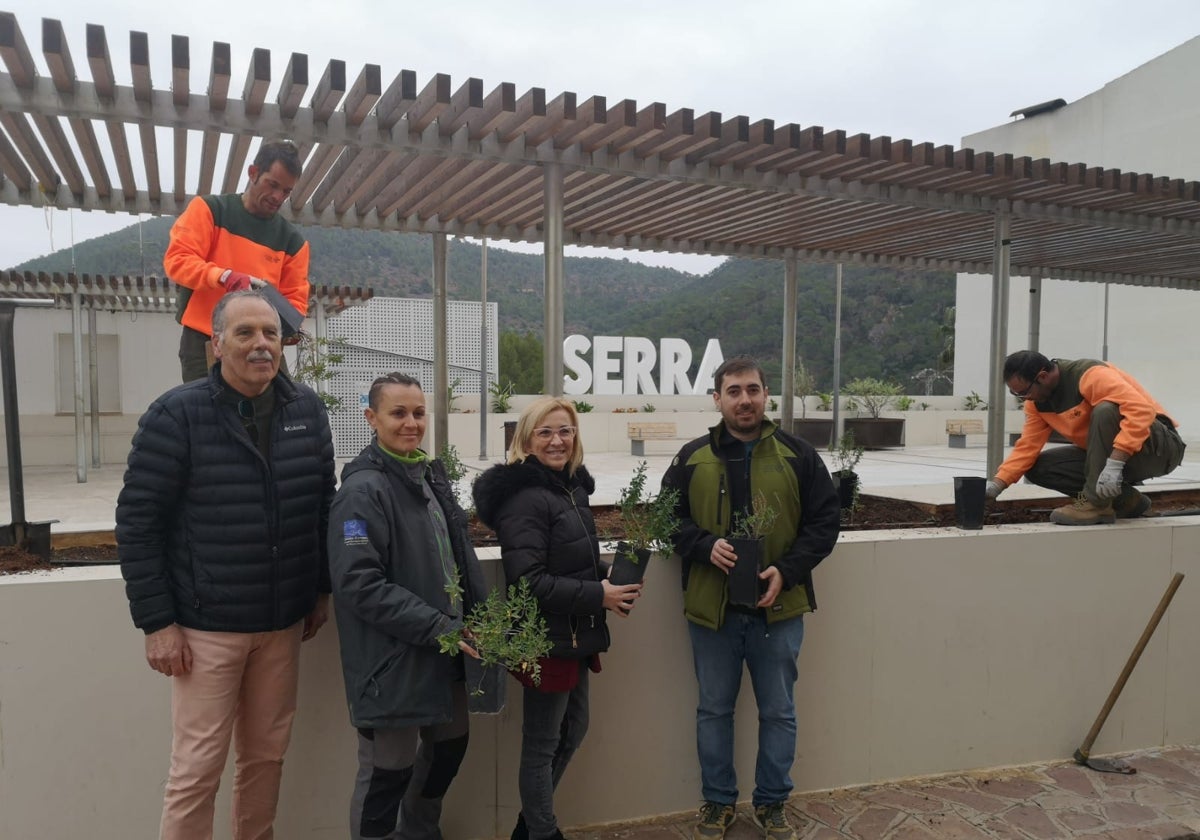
164 194 310 336
997 359 1175 486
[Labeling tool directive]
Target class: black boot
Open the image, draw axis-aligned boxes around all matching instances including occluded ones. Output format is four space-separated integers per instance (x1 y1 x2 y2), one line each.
511 813 528 840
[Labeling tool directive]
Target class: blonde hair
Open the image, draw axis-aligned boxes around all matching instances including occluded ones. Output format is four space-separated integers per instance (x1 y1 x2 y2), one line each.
509 397 584 474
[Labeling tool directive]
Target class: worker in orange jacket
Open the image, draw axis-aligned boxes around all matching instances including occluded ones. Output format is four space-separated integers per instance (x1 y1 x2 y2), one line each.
165 139 311 382
986 350 1186 525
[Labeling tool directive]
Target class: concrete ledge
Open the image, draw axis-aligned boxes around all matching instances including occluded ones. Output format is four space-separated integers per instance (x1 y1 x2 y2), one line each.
4 519 1200 839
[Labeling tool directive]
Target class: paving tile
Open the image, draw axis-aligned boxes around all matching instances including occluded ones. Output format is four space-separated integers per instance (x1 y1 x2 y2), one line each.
996 804 1064 839
884 816 942 840
1103 802 1164 826
971 816 1035 840
1042 764 1100 798
1031 791 1096 811
906 812 993 840
1132 787 1192 807
801 826 849 840
974 777 1052 801
793 799 850 828
1135 755 1200 787
1056 811 1107 832
842 806 906 839
860 789 945 814
921 787 1010 816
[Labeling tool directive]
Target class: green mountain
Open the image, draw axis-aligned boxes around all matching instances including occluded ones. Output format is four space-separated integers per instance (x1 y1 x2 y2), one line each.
10 218 955 393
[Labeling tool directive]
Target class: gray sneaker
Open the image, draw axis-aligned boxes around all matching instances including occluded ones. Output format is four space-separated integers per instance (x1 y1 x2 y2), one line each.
753 802 797 840
693 801 736 840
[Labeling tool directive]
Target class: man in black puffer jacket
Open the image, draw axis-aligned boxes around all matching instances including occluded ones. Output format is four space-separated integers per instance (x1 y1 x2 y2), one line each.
116 290 336 840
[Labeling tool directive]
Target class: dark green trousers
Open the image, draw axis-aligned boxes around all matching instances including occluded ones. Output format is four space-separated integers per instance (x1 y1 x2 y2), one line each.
1024 402 1186 502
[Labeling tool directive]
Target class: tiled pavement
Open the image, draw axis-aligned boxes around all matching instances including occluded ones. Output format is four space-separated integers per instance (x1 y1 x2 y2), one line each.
564 747 1200 840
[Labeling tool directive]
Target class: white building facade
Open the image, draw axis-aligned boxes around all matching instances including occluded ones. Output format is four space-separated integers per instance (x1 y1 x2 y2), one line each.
954 36 1200 439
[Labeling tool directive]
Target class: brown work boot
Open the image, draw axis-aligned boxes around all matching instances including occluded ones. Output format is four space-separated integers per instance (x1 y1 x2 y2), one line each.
1049 494 1116 526
1112 486 1152 519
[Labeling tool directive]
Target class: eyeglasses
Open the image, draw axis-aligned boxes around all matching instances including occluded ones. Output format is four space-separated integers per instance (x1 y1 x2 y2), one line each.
1009 374 1041 400
532 425 577 441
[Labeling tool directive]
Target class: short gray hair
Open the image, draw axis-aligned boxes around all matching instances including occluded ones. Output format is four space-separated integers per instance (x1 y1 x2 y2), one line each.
211 290 281 339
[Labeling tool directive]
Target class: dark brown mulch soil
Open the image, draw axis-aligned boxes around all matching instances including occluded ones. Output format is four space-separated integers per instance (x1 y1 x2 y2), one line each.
4 491 1200 575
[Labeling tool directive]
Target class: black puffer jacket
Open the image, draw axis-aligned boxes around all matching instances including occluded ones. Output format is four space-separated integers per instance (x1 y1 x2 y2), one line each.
330 444 487 728
472 458 609 658
116 365 336 634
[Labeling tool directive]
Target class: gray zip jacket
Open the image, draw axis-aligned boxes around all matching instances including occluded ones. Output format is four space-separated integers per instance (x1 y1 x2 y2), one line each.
329 443 486 729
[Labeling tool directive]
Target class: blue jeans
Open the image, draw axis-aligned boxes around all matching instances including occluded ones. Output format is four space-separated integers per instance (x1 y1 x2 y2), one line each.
519 662 590 840
688 612 804 807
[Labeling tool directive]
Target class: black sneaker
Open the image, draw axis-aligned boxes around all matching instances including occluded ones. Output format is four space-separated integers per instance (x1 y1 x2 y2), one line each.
693 801 736 840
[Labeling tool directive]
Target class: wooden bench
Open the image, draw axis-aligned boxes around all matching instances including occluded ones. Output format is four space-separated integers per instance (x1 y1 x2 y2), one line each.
946 419 985 448
627 421 679 456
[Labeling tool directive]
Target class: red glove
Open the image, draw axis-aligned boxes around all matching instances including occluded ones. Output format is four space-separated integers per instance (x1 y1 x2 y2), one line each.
219 270 254 293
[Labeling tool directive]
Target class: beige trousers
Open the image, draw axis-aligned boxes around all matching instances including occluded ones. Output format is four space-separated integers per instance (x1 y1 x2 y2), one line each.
159 622 303 840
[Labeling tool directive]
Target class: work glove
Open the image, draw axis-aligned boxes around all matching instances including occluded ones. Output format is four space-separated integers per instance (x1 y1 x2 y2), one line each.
219 269 255 293
1095 458 1125 499
984 479 1005 499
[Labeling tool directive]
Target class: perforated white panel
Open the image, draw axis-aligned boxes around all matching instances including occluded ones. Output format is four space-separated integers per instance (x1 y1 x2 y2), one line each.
325 297 498 457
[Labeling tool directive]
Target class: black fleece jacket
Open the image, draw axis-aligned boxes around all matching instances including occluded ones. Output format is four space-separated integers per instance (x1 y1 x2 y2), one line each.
116 365 335 634
472 458 610 658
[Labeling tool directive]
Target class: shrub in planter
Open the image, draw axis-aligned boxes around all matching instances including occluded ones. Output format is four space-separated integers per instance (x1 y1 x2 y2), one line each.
831 431 864 512
611 461 680 588
726 491 779 609
843 377 906 448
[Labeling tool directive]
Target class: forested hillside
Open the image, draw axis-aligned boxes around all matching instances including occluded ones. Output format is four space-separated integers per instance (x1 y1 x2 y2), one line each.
11 218 955 392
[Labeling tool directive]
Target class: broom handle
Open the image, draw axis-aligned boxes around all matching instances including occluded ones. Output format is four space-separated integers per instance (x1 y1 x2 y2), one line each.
1078 572 1184 759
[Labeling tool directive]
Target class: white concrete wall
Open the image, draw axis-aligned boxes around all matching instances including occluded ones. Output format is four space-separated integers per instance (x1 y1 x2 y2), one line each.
954 36 1200 436
4 521 1200 839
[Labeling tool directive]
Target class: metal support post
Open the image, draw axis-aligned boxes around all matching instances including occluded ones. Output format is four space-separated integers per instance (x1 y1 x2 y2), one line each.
1027 272 1042 353
479 238 489 460
986 209 1012 477
433 233 449 455
543 163 564 396
88 307 100 467
780 256 798 430
72 290 86 483
832 264 843 443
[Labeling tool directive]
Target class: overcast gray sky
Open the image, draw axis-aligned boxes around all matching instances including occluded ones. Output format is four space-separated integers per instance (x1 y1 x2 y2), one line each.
4 0 1199 274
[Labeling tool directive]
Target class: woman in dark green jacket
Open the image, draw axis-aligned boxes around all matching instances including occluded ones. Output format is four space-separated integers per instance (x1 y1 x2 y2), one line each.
329 372 486 840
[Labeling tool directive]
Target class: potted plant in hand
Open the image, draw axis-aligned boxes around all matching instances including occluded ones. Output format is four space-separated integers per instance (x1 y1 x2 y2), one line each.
842 377 905 449
726 491 780 609
830 431 864 511
437 577 552 714
611 461 680 587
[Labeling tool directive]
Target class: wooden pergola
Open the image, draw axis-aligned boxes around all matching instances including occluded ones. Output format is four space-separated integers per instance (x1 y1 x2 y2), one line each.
2 11 1200 474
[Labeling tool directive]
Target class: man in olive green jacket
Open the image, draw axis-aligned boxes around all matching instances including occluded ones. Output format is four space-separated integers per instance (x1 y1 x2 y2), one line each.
662 356 839 840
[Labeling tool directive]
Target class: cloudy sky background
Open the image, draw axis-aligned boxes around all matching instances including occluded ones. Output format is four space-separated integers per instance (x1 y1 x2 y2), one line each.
3 0 1199 273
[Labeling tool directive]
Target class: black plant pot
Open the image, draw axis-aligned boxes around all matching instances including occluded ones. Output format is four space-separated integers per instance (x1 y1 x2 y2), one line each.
833 470 858 510
464 656 506 715
610 542 652 586
843 417 905 449
726 536 763 609
791 418 834 448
